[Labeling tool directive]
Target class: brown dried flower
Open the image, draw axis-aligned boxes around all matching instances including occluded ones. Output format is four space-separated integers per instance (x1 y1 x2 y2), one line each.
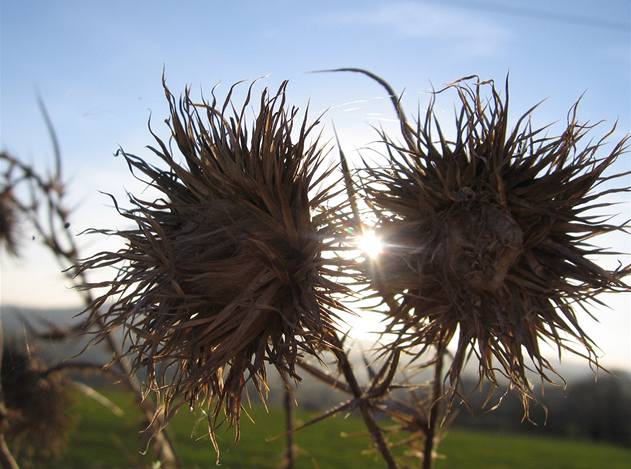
78 79 350 438
362 75 630 406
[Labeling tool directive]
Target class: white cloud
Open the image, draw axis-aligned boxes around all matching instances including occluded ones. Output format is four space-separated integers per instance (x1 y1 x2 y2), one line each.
321 1 510 56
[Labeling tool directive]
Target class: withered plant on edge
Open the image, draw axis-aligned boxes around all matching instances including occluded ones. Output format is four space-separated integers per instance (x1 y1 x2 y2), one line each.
1 344 74 461
77 79 352 447
0 189 18 255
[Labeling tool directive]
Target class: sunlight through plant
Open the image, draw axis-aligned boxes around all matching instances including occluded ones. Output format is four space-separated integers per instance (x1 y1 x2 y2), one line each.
357 230 384 259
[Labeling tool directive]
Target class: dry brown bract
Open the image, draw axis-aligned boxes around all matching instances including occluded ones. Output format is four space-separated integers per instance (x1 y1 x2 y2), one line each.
1 345 73 460
77 79 349 440
364 76 630 407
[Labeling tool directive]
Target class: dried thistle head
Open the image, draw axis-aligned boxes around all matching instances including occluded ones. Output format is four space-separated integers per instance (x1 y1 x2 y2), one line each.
1 344 74 460
79 79 349 437
363 76 630 406
0 188 18 255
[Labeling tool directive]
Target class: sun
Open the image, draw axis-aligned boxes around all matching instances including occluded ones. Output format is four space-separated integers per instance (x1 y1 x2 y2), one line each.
357 230 383 259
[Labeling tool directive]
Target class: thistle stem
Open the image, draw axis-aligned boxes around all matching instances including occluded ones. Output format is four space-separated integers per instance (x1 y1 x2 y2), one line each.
331 336 399 469
0 317 20 469
0 436 18 469
422 346 445 469
282 376 295 469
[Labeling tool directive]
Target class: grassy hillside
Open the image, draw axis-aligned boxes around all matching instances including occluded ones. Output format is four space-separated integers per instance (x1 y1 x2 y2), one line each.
21 389 631 468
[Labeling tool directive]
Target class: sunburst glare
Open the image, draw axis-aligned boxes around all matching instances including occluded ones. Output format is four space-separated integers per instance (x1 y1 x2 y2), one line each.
357 230 383 259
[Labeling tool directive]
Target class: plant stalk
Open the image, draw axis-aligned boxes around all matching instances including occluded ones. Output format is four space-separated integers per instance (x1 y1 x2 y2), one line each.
331 336 399 469
422 346 445 469
0 316 20 469
282 376 295 469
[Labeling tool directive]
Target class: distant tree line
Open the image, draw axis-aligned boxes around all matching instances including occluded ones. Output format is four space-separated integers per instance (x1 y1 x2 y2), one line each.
454 373 631 447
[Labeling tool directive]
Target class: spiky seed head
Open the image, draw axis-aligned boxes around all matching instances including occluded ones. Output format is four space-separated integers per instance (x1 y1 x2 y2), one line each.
364 77 630 407
1 344 73 459
0 189 18 255
78 79 350 439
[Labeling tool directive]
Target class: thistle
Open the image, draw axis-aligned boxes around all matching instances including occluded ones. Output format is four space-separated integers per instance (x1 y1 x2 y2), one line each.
1 344 73 459
78 79 350 439
362 75 630 406
0 189 17 255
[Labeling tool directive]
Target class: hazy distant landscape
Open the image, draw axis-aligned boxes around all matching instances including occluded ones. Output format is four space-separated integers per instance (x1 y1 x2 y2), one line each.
0 304 616 383
3 303 630 452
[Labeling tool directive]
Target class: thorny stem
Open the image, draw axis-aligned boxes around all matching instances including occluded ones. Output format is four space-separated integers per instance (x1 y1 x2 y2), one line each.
0 318 20 469
281 375 295 469
40 361 125 381
331 336 399 469
422 346 445 469
0 437 18 469
314 68 416 150
298 356 430 431
297 359 351 394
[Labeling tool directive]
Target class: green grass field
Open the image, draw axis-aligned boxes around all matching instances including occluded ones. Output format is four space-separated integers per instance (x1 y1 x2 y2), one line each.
27 390 631 468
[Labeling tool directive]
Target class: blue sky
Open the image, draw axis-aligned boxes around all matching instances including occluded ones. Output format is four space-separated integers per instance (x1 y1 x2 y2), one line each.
1 0 630 369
